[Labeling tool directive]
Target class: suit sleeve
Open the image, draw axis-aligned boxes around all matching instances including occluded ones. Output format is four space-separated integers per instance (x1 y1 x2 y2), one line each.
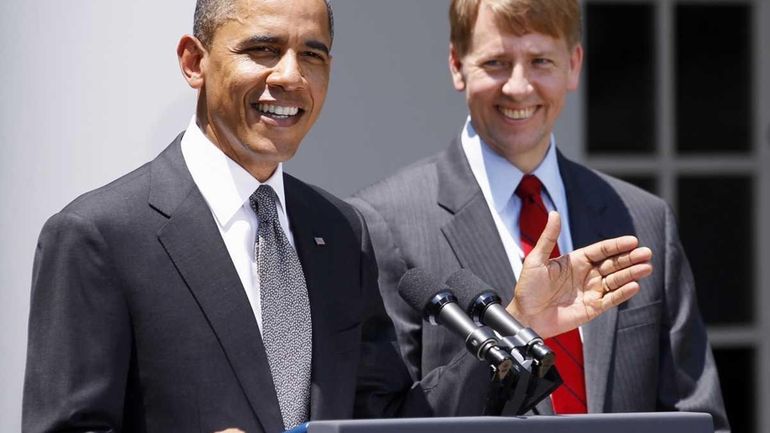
657 205 730 433
346 196 422 380
347 198 494 418
23 211 131 433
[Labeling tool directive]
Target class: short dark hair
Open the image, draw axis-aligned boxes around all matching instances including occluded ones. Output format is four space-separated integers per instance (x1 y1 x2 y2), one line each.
193 0 334 48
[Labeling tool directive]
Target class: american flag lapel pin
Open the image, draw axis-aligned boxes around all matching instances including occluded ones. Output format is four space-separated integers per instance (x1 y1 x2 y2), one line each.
314 236 326 246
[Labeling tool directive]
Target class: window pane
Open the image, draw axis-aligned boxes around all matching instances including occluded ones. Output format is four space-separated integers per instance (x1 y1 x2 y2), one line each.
585 3 656 154
713 347 755 433
677 176 753 324
675 4 752 153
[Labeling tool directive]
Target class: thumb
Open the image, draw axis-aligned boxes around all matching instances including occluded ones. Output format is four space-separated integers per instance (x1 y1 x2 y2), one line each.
525 211 561 265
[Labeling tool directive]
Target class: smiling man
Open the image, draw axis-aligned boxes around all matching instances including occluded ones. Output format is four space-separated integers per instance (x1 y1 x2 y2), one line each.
183 0 331 180
23 0 656 432
351 0 729 431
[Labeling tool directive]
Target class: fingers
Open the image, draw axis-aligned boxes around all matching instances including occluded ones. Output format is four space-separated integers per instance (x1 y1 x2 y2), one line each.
601 281 641 310
597 247 652 276
582 235 639 263
525 211 561 265
602 263 653 291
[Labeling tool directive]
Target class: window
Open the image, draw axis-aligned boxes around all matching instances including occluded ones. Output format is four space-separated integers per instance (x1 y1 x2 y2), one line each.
582 2 769 432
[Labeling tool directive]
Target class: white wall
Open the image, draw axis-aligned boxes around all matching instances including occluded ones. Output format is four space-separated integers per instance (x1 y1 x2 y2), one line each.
0 1 581 430
0 2 195 429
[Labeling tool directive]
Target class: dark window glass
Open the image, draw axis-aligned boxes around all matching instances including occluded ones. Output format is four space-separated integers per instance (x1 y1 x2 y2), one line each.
713 347 755 433
585 3 656 154
675 5 752 153
678 176 753 324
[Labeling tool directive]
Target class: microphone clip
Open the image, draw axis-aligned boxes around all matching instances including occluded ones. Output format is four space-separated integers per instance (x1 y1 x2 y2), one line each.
470 291 555 377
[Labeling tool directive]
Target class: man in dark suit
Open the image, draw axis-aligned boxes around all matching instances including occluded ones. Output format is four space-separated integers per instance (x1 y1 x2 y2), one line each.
23 0 654 431
350 0 729 431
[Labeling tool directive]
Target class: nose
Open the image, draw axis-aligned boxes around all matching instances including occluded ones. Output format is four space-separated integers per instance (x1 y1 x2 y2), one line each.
501 64 533 99
266 51 305 91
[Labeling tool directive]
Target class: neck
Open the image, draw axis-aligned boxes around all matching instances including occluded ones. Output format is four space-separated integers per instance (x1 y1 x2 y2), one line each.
506 143 549 174
194 105 279 183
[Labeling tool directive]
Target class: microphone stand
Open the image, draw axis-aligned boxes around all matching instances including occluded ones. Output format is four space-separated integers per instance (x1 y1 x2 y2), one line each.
482 337 562 416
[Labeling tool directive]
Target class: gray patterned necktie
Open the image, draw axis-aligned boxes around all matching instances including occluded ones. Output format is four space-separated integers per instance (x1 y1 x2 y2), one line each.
250 185 312 430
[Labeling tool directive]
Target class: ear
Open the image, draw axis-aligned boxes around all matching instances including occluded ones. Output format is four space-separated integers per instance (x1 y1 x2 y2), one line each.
448 43 467 92
177 34 207 89
566 43 584 91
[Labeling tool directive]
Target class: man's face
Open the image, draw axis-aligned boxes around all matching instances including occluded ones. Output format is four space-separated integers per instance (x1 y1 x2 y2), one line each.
449 4 582 172
197 0 331 177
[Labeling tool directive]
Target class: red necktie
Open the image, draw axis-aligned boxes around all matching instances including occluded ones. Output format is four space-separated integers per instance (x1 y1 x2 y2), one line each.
515 174 587 414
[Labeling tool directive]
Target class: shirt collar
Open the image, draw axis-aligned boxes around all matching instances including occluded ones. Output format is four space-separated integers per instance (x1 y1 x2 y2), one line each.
180 116 288 227
461 117 566 213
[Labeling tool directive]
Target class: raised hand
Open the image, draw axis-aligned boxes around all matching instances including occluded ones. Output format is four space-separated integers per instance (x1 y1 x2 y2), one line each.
507 211 652 339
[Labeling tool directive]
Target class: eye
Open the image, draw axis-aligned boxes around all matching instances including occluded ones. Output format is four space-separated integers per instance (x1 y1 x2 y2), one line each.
245 45 280 57
481 59 509 70
533 58 554 67
301 50 328 64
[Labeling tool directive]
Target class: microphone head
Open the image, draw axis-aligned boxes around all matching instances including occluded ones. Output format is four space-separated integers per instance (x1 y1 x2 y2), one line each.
397 268 454 324
445 269 501 315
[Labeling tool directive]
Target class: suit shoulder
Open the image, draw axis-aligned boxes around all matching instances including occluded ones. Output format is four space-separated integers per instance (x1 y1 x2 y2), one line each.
284 173 366 236
35 162 155 257
582 165 673 232
59 162 152 222
562 156 668 211
559 156 674 240
595 171 669 214
351 153 440 212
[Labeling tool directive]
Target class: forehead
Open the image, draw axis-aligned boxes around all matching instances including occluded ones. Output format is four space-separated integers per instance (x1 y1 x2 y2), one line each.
219 0 330 42
468 4 567 54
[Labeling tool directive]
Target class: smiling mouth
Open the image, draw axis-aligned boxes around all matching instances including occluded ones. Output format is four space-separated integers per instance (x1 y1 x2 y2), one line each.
252 102 304 120
499 106 537 120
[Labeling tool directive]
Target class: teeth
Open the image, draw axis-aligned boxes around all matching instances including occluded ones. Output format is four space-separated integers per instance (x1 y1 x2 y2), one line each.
256 103 300 117
500 106 536 120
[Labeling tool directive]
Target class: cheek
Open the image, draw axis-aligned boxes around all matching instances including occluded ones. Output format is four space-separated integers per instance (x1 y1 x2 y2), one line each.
306 70 330 107
466 83 496 110
466 73 502 99
220 61 266 93
540 82 568 107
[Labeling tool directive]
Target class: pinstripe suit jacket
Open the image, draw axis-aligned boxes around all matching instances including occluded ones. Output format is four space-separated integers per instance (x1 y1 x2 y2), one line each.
349 139 729 432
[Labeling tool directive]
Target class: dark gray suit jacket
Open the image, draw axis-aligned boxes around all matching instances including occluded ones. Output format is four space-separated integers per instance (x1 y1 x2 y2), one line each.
23 135 485 433
350 139 729 432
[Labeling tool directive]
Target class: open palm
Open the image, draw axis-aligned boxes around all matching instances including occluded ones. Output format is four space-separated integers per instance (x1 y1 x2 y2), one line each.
508 212 653 339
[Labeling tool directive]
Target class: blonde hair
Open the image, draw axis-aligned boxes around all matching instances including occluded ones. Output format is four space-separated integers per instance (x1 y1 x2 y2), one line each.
450 0 582 56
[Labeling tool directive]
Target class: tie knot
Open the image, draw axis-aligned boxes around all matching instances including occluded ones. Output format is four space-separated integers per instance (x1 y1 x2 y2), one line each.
515 174 543 199
250 185 279 224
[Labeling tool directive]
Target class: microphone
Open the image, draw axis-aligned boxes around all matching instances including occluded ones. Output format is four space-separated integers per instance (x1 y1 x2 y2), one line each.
446 269 555 376
397 268 513 377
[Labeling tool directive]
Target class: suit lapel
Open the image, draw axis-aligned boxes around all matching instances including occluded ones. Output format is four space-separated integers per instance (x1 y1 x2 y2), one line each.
437 140 517 304
283 175 339 420
436 141 637 413
558 152 634 413
437 139 550 415
151 138 284 433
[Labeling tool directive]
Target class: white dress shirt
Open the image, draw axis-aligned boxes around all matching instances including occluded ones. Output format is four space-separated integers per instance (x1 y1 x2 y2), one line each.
180 116 295 333
461 117 574 281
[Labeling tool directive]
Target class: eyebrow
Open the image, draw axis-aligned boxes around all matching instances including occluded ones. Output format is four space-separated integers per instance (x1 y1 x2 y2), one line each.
236 34 281 50
528 47 558 57
236 34 330 56
306 40 330 56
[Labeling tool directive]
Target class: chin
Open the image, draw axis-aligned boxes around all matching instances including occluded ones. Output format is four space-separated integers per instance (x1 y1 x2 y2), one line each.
251 144 301 163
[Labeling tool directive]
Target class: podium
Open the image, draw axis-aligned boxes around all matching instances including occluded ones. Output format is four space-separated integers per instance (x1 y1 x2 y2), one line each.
289 413 713 433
